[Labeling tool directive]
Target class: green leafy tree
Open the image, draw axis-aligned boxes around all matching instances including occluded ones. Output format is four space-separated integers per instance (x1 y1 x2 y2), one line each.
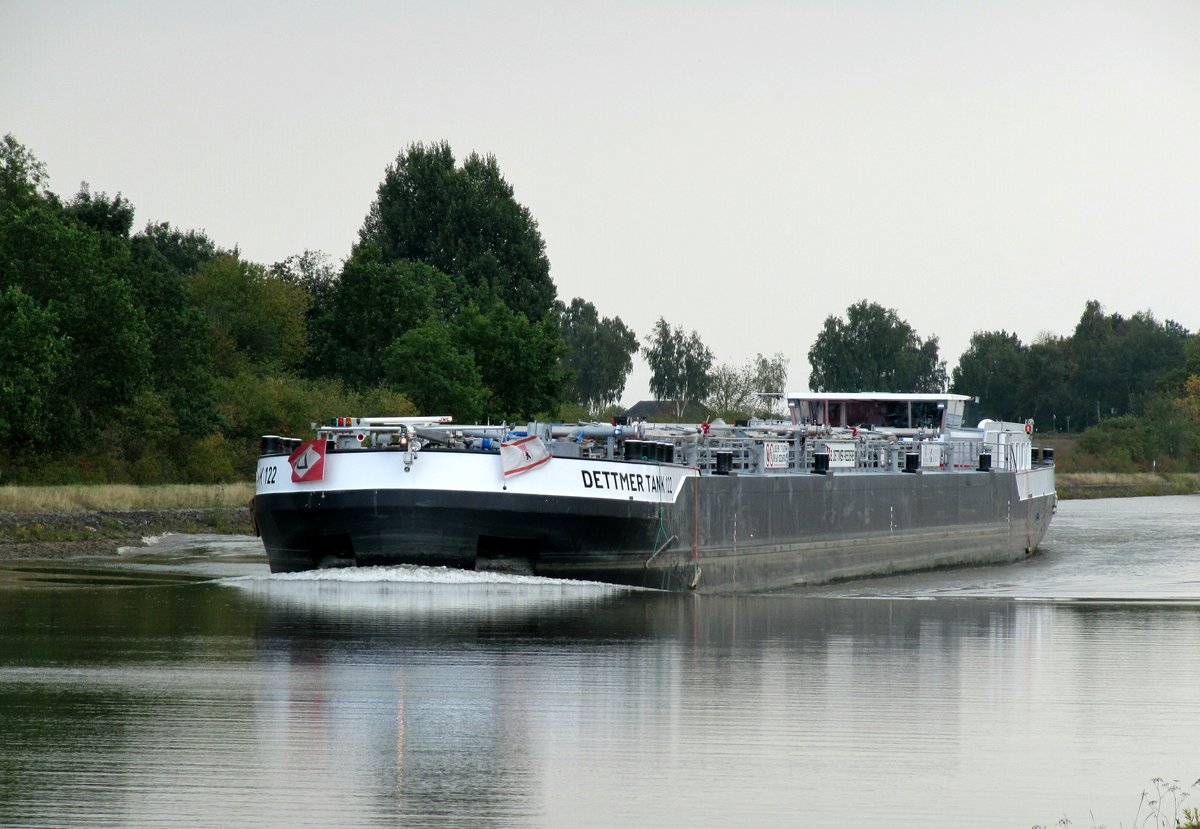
557 298 639 414
133 222 221 276
1016 336 1072 428
216 370 416 473
808 300 946 392
1186 334 1200 379
104 388 184 483
272 249 340 385
319 143 565 420
705 352 790 419
127 233 218 438
950 330 1027 421
750 352 789 416
0 285 67 450
1 137 225 473
0 133 52 207
1072 390 1200 473
0 166 151 438
705 362 754 419
356 141 555 321
1111 311 1188 410
188 254 309 376
384 317 488 420
1065 301 1189 428
643 318 714 419
454 303 567 421
1069 300 1120 428
64 183 135 238
307 248 460 385
271 249 338 306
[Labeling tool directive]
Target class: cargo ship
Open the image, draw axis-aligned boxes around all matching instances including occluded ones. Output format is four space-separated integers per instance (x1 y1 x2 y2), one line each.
251 392 1056 593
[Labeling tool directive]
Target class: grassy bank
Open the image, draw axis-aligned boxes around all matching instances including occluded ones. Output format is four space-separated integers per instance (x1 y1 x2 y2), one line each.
0 483 254 513
1056 472 1200 500
0 484 255 560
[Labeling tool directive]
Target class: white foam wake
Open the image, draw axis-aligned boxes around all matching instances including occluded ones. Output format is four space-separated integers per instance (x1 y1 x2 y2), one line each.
218 564 641 616
225 563 635 590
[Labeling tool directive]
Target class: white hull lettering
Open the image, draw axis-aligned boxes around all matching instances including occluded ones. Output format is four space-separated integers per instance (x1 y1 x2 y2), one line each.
581 469 674 495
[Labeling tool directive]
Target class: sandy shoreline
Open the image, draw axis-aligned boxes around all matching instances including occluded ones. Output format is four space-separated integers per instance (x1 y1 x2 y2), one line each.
0 508 255 560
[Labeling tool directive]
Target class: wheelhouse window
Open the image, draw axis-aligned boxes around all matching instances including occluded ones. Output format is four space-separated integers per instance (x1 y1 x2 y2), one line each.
788 395 963 431
910 401 944 429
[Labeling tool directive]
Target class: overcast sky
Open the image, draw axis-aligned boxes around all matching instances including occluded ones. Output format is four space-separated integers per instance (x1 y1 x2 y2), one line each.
3 1 1197 404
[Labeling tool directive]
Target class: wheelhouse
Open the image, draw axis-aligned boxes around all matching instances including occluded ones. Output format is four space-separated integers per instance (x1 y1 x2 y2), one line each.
786 392 972 432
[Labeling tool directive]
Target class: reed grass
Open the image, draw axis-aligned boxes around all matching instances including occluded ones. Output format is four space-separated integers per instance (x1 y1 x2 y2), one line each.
1056 472 1200 500
1032 777 1200 829
0 483 254 513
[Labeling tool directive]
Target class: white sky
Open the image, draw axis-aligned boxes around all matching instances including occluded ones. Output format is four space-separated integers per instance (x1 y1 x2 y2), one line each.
3 1 1197 404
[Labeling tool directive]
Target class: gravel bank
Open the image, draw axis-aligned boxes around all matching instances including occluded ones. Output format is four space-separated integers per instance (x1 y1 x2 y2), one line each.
0 508 255 560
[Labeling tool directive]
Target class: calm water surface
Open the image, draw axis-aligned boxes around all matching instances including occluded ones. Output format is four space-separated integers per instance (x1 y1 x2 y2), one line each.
2 496 1198 828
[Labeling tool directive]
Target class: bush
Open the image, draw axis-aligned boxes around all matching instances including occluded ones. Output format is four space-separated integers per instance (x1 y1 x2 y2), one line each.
216 369 416 473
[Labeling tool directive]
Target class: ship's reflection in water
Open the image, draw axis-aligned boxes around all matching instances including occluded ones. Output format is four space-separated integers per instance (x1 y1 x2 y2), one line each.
232 570 655 827
0 496 1198 828
230 546 1199 828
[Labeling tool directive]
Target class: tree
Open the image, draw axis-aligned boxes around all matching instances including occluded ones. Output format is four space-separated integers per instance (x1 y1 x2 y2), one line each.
0 180 151 438
0 285 67 450
306 248 461 386
0 133 52 208
1065 301 1189 427
950 330 1026 421
271 249 338 306
356 141 555 321
188 254 309 376
807 300 946 392
214 371 416 474
1111 311 1188 410
704 353 790 419
1 137 224 462
322 142 565 419
1069 300 1120 428
384 318 488 420
750 352 790 416
1186 333 1200 379
381 302 567 422
643 318 714 419
128 235 217 437
557 298 639 414
64 183 135 238
454 303 567 421
133 222 221 276
1016 336 1071 427
705 362 753 419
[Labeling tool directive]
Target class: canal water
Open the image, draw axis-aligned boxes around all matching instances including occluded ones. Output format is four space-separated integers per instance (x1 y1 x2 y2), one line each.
1 496 1198 828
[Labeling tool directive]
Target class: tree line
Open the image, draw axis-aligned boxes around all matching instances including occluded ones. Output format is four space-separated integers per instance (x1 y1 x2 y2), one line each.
951 303 1200 471
2 134 1197 483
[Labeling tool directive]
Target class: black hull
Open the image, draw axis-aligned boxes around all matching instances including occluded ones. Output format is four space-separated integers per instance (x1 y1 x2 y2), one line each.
254 468 1056 593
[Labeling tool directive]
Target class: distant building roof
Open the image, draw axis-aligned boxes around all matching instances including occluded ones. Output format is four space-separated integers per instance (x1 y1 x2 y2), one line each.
622 400 681 420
